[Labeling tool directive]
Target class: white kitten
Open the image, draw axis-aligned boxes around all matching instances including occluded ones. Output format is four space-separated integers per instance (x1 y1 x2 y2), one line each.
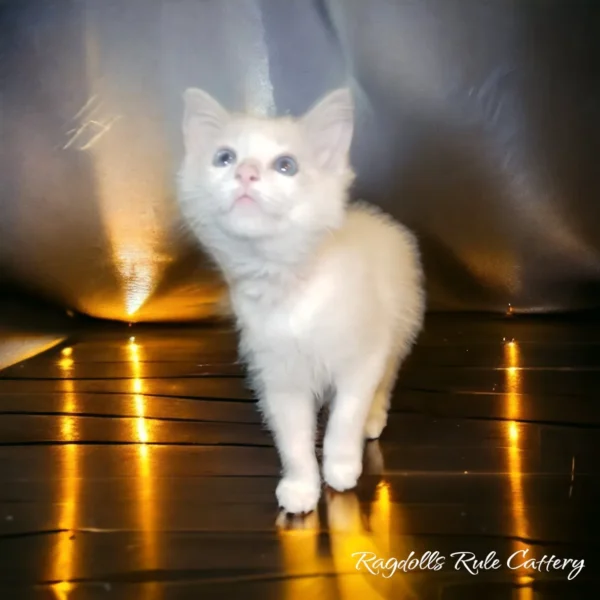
177 87 425 514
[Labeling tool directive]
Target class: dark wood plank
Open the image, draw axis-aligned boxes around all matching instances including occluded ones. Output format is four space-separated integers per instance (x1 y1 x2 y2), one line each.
0 361 244 379
407 343 600 368
399 367 600 395
418 314 600 345
391 390 600 426
0 393 259 423
0 415 270 446
0 378 253 399
0 446 280 480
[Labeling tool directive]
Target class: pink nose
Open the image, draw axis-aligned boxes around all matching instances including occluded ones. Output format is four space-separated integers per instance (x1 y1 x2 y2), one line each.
235 161 260 186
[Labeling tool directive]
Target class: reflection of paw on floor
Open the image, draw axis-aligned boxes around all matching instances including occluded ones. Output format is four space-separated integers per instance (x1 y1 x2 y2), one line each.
276 440 418 600
325 481 416 599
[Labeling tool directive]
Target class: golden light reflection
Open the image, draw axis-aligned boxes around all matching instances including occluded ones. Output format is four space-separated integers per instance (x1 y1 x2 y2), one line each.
276 439 417 599
370 480 391 555
128 339 160 599
276 510 330 599
326 486 414 600
58 357 74 371
81 22 173 321
328 491 378 600
52 351 80 600
503 340 533 599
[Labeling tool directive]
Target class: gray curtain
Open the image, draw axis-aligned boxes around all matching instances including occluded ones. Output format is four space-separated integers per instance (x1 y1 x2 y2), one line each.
1 0 598 320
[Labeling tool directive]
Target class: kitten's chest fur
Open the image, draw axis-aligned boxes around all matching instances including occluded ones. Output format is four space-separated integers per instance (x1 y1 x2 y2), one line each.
232 268 328 352
228 259 340 394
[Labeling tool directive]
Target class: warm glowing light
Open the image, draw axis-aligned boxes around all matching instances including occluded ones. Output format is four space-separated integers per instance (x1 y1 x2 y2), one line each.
135 395 145 415
128 341 148 446
375 480 391 509
503 340 532 598
137 418 149 444
371 480 391 554
120 254 157 316
326 489 411 599
129 336 136 343
59 379 78 443
328 492 387 598
58 357 74 371
61 417 76 442
139 443 150 461
126 338 160 597
75 83 170 319
276 509 328 600
52 356 79 599
61 347 73 357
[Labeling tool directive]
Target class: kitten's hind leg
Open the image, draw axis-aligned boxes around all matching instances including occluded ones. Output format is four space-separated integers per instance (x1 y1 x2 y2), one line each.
364 350 402 441
323 353 388 492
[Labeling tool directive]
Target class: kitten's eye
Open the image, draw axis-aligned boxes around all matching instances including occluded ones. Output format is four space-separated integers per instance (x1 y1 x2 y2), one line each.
272 155 299 176
213 148 237 167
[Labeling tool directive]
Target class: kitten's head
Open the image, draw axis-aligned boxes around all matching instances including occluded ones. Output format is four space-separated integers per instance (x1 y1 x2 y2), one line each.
177 88 355 241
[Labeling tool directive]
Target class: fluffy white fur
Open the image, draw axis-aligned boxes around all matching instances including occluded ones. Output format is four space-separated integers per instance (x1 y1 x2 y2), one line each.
177 87 425 514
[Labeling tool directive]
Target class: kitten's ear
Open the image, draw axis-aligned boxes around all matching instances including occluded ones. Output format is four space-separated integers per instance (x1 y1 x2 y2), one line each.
182 88 229 154
301 88 354 170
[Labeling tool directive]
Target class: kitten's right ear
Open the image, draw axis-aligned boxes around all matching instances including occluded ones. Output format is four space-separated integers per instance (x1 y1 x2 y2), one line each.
301 87 354 171
182 88 229 154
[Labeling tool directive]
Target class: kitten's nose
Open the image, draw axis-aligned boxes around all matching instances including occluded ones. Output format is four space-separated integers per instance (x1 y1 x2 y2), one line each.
235 161 260 186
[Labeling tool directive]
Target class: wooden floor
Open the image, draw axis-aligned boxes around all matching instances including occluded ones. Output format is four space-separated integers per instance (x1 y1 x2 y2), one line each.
1 305 599 598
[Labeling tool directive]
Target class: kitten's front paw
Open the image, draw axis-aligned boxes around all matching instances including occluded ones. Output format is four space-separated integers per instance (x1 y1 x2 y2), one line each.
276 476 320 515
323 454 362 492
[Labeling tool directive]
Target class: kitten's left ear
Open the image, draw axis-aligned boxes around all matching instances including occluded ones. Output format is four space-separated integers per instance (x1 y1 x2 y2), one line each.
182 88 229 154
301 88 354 171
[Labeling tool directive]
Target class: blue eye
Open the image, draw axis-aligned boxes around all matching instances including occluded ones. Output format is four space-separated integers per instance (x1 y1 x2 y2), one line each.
213 148 237 167
273 155 299 176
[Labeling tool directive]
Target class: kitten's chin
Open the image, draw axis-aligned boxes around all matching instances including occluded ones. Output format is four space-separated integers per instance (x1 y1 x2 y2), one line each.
217 208 285 240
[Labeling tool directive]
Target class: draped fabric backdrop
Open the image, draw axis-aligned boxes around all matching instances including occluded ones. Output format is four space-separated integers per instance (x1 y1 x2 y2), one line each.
1 0 599 321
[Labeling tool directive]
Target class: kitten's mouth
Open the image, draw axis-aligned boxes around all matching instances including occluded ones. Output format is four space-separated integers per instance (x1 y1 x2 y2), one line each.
231 192 259 210
236 194 256 205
